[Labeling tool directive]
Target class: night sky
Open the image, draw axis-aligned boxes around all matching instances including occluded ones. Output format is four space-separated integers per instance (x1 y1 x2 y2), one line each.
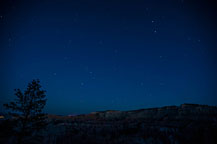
0 0 217 115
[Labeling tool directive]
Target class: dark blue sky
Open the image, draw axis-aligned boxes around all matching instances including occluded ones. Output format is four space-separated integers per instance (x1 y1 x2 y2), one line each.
0 0 217 115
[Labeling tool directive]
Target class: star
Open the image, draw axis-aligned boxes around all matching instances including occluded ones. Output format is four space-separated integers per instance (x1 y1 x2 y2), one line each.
91 77 96 80
187 37 191 41
64 57 68 60
159 82 165 86
73 18 77 23
98 40 103 45
154 30 157 33
114 49 118 54
80 82 84 86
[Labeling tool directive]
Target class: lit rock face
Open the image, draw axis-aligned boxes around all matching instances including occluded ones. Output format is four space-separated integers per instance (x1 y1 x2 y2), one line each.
88 104 217 121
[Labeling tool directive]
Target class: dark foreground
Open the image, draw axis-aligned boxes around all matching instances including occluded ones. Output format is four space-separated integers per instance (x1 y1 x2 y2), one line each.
1 104 217 144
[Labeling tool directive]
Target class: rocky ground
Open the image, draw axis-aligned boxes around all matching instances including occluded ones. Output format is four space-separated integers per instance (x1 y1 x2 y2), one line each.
1 104 217 144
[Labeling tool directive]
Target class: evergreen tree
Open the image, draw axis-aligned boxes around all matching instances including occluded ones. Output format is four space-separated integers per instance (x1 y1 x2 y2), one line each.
4 79 47 144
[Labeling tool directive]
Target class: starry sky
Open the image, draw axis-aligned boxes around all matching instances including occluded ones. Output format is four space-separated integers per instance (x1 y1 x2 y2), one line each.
0 0 217 115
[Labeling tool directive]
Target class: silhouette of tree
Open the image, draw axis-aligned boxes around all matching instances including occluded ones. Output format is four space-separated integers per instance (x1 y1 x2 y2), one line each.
4 79 47 144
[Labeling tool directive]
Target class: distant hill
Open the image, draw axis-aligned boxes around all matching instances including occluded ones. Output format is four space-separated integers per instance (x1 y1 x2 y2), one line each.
49 103 217 121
